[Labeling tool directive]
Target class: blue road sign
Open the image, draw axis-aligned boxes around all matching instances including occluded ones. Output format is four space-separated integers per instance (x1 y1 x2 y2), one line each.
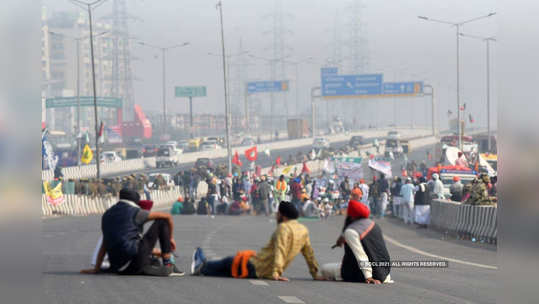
383 82 424 95
247 80 289 94
321 72 383 97
320 67 424 98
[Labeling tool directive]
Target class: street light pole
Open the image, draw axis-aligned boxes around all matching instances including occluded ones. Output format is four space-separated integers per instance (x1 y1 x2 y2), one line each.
424 84 436 136
136 41 190 139
162 48 167 136
418 12 496 150
217 1 232 174
311 86 320 138
460 33 496 152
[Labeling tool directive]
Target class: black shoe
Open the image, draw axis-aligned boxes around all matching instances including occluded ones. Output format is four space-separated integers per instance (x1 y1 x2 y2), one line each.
169 264 185 277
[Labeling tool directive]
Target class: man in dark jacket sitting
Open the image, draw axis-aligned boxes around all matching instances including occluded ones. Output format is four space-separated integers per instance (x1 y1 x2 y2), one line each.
81 189 183 276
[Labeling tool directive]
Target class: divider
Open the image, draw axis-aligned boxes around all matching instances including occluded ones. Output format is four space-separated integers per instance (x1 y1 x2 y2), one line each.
429 199 497 243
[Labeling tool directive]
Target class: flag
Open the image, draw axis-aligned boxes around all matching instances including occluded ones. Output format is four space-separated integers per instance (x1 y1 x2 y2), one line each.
43 180 64 206
282 165 294 175
401 169 408 177
469 114 474 123
81 144 93 164
275 156 281 166
98 121 104 138
232 151 242 167
245 146 258 161
301 162 311 174
460 103 466 111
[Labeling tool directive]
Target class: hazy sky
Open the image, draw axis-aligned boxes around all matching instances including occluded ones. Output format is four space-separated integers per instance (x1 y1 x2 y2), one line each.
44 0 497 130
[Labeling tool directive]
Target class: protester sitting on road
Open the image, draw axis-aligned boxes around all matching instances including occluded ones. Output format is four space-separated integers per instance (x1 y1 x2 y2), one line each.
81 189 184 276
191 201 321 281
450 176 464 202
320 200 393 284
171 196 184 215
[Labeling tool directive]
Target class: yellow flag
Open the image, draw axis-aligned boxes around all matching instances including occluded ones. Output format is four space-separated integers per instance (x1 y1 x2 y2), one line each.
282 165 294 175
81 144 93 164
43 180 64 206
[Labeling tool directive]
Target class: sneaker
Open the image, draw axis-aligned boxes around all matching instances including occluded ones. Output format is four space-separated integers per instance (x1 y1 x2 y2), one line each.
169 264 185 277
142 264 173 277
191 247 206 275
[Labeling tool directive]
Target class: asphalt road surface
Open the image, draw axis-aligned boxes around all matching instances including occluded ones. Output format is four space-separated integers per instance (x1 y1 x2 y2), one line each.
42 213 496 304
42 140 497 304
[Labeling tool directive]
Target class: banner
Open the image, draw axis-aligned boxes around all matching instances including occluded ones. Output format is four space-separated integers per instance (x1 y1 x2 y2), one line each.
43 180 64 206
368 159 392 177
41 128 58 171
335 157 364 181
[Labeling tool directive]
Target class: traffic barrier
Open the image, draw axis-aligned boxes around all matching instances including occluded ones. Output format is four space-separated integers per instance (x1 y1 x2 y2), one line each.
42 186 183 217
429 199 497 242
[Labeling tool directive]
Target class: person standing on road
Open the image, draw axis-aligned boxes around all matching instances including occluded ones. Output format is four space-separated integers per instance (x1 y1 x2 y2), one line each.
400 178 415 224
320 200 392 284
290 177 304 211
390 177 402 219
257 175 272 216
431 173 444 200
369 176 379 215
340 176 351 202
190 201 321 281
414 177 429 228
450 176 464 202
81 189 183 276
377 174 390 219
358 179 370 210
275 175 288 203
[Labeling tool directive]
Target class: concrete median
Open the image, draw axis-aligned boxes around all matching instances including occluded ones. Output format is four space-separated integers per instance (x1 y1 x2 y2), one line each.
430 199 497 243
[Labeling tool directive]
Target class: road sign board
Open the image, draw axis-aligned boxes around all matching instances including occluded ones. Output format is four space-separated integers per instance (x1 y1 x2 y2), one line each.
175 86 207 98
45 97 122 109
383 82 423 95
321 73 383 97
247 80 289 94
320 67 424 98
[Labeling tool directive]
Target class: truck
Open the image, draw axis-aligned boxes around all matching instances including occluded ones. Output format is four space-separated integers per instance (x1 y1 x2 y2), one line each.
287 119 309 139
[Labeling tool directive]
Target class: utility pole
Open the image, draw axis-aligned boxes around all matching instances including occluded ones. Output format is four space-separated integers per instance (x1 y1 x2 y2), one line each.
217 1 232 174
418 12 496 150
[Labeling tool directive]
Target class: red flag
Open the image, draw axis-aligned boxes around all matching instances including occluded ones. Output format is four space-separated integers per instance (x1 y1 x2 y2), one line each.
401 169 408 177
301 161 311 174
275 156 281 166
98 121 104 137
232 151 242 167
245 146 258 161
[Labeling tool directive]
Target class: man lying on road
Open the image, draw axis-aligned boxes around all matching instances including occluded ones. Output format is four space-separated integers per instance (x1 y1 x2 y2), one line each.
81 189 184 277
191 201 322 281
320 199 393 284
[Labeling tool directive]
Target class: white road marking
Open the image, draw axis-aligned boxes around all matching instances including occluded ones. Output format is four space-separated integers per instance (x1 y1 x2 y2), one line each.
384 234 498 270
278 296 305 304
249 280 269 286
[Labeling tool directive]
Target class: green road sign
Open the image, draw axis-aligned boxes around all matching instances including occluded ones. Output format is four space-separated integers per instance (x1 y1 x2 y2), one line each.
45 97 122 109
175 86 207 98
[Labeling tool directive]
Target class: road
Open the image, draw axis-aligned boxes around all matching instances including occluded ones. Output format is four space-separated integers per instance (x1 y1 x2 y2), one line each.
42 140 497 304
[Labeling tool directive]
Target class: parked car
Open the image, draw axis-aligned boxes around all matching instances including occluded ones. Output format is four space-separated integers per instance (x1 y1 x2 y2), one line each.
387 130 401 139
148 173 174 189
142 145 159 157
125 149 142 160
200 140 221 151
100 151 122 162
241 137 256 146
349 135 365 146
195 157 214 171
156 147 180 168
312 137 330 150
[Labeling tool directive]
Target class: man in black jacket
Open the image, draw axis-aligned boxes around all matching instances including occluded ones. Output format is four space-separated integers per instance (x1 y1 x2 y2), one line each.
81 189 184 277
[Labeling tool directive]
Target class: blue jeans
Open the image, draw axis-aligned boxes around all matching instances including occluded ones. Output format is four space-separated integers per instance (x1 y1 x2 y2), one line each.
201 256 256 278
208 195 217 214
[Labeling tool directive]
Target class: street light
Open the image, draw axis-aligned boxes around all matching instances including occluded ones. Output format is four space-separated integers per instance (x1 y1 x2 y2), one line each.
69 0 110 179
216 1 232 174
136 41 190 138
460 32 496 152
418 12 496 150
49 30 108 166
